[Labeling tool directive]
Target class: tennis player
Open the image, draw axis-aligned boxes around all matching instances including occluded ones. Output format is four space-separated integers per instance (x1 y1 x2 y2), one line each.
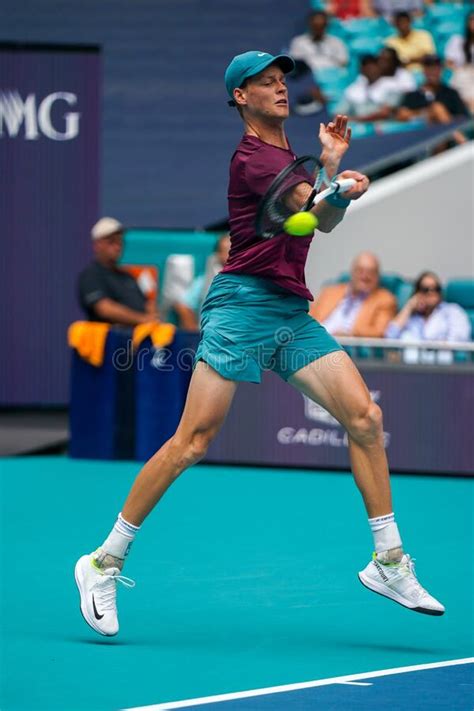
75 51 444 636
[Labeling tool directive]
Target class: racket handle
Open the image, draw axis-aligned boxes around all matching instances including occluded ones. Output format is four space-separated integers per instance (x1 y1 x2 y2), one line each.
334 177 356 193
310 177 358 207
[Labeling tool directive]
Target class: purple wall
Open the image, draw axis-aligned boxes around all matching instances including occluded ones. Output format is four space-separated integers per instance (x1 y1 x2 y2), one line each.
0 44 100 404
205 368 474 475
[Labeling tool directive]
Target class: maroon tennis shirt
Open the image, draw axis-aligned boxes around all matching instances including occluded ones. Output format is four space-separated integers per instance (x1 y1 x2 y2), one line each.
222 134 314 301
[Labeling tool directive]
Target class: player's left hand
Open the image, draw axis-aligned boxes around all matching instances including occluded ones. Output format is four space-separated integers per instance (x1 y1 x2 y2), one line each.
337 170 369 200
319 114 352 160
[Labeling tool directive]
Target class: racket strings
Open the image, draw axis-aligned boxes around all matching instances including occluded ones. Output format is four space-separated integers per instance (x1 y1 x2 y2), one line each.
255 155 324 239
303 166 329 211
268 195 293 222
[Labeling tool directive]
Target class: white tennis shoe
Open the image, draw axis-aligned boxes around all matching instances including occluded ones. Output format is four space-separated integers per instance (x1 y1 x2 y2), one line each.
358 553 445 616
74 553 135 636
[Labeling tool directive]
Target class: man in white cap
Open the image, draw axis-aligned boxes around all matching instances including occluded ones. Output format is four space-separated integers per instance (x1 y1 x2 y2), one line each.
78 217 158 325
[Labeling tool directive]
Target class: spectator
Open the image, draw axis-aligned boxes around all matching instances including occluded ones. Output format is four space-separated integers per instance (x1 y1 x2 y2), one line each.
289 10 349 74
78 217 158 325
396 55 470 132
446 12 474 115
310 252 397 337
385 11 436 70
373 0 427 22
174 234 231 331
326 0 375 20
378 47 417 93
444 12 474 69
385 272 471 342
337 50 415 121
336 55 383 120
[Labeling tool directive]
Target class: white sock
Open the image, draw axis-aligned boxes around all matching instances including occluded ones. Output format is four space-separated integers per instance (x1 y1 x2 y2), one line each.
368 512 402 557
100 512 140 560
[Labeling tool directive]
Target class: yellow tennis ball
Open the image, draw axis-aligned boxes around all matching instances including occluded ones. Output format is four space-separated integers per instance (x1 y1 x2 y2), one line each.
283 211 318 236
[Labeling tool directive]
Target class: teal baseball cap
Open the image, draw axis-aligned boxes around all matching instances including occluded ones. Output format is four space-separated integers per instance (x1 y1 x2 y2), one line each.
224 50 295 99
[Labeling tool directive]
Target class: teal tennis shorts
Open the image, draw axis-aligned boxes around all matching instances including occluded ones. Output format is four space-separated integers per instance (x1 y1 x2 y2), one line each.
194 273 342 383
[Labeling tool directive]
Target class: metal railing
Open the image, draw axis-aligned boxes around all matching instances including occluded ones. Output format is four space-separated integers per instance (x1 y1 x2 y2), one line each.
360 118 474 179
337 336 474 365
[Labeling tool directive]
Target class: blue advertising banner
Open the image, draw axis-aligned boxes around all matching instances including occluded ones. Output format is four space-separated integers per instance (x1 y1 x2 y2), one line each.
0 43 100 404
205 367 474 475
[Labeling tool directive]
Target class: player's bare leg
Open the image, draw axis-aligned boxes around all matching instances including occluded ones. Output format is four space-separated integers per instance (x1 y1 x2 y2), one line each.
122 361 237 525
289 351 391 517
75 361 238 635
289 351 444 615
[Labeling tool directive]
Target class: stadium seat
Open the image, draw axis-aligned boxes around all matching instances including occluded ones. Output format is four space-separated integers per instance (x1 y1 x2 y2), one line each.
427 4 465 23
378 19 397 39
349 36 385 57
342 17 385 37
445 279 474 336
435 20 465 40
380 274 404 296
318 80 350 104
327 18 349 41
331 272 404 295
347 122 376 139
314 66 350 85
121 229 217 305
396 281 413 309
445 279 474 308
411 17 430 31
314 67 352 105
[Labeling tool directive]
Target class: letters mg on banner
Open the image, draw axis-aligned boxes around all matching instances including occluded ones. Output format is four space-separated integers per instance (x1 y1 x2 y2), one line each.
0 90 80 140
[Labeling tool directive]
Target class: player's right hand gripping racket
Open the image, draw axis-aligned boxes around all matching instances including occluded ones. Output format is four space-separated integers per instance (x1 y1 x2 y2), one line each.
255 154 356 239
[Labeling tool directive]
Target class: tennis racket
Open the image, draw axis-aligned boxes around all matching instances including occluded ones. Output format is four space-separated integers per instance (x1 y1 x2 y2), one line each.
255 154 356 239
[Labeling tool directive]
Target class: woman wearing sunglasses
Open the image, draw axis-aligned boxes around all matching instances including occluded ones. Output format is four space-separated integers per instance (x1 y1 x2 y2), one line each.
386 271 471 342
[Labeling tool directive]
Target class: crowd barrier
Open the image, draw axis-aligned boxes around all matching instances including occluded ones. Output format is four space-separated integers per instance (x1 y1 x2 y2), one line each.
69 330 473 475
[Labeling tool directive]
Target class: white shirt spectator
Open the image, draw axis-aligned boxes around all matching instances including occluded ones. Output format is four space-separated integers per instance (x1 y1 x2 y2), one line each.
450 65 474 114
370 68 417 107
385 302 471 342
444 35 474 68
340 69 416 116
323 291 368 334
445 31 474 113
289 33 348 72
182 254 223 313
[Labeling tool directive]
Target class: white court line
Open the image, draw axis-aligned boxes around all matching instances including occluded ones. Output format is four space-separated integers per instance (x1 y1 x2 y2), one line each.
123 657 474 710
335 681 372 686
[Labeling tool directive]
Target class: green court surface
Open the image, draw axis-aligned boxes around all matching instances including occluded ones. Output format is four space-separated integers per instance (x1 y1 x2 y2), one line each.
0 457 472 711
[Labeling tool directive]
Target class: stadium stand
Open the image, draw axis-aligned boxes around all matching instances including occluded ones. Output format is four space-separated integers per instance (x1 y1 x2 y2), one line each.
446 278 474 335
323 270 413 308
2 0 471 228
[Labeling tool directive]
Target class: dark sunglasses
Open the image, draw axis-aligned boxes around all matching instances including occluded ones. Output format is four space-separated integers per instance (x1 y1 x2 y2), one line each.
419 285 441 294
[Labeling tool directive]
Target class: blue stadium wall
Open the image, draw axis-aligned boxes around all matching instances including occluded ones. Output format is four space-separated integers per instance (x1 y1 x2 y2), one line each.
1 0 310 229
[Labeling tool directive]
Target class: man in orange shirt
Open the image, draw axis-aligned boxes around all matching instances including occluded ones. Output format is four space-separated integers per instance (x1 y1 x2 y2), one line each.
310 252 396 337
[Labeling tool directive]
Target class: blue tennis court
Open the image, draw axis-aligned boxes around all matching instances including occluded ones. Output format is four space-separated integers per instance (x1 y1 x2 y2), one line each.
0 457 472 711
126 660 473 710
